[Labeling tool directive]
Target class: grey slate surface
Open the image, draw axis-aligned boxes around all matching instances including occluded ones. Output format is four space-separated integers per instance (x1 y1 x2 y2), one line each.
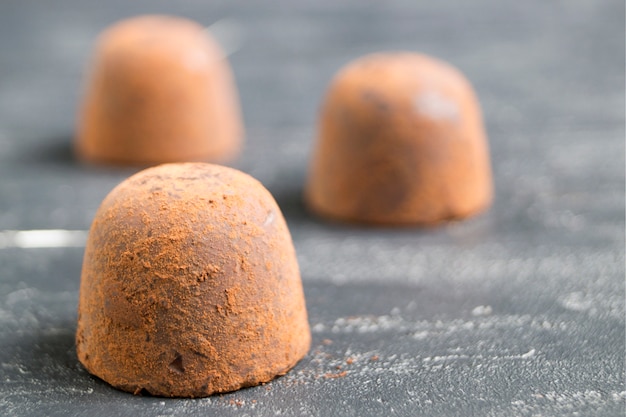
0 0 624 416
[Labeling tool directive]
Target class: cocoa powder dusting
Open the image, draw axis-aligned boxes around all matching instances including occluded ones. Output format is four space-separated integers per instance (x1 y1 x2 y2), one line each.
76 163 311 397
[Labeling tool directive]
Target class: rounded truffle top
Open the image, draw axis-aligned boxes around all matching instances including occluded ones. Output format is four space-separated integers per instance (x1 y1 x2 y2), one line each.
89 163 296 291
96 16 223 74
327 52 480 131
96 162 279 236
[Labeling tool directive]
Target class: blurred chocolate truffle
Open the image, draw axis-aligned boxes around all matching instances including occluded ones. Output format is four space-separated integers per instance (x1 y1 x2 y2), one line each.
76 15 243 165
305 52 493 225
76 163 310 397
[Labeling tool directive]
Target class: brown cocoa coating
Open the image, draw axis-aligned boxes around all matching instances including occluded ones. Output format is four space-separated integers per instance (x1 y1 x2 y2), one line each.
76 16 243 165
305 52 493 225
76 163 310 397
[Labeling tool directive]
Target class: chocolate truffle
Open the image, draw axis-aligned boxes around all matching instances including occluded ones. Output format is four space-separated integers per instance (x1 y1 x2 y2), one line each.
305 52 493 225
76 15 243 165
76 163 310 397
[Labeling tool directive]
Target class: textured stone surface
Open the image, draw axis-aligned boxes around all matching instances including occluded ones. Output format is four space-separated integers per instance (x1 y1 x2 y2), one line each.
0 0 623 416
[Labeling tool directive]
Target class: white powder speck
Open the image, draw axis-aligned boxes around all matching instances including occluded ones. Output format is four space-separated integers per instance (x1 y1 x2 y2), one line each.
471 305 493 316
412 330 429 340
311 323 325 333
559 292 594 312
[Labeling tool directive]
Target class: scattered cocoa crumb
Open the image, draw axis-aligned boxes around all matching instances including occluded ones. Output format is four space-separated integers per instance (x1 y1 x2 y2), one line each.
324 371 348 379
335 365 342 370
370 355 379 361
346 358 354 365
322 339 333 345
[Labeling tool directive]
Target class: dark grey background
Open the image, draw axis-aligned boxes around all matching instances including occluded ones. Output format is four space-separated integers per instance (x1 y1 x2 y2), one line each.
0 1 624 416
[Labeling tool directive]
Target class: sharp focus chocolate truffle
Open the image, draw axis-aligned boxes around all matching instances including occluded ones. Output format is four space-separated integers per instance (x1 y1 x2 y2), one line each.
305 52 493 225
76 16 243 165
76 163 310 397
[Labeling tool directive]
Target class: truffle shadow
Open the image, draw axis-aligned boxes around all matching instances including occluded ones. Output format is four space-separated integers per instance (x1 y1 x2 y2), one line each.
269 184 359 231
270 183 450 235
5 326 111 396
270 185 313 224
17 135 78 165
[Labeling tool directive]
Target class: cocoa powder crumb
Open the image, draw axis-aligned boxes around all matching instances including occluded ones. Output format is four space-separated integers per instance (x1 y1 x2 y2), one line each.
229 399 244 407
324 371 348 379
